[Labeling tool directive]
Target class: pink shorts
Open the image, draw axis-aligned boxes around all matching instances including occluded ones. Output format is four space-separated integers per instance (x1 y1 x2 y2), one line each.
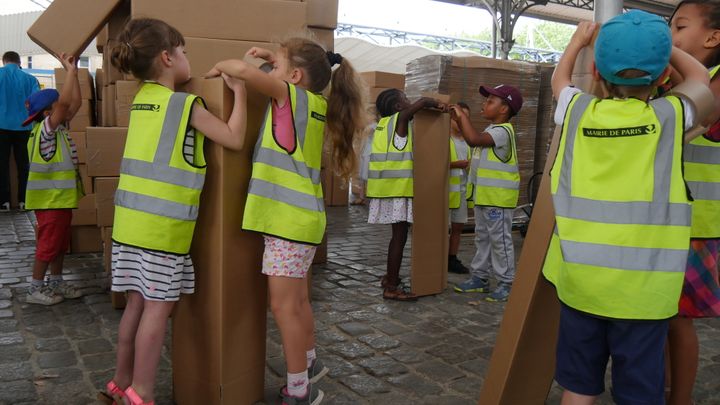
262 236 316 278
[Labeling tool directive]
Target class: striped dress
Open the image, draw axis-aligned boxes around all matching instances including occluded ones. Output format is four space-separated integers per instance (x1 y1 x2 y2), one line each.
110 242 195 301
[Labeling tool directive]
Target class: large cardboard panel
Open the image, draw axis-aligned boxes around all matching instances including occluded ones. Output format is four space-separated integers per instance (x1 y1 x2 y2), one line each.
131 0 306 43
361 71 405 89
94 177 119 227
71 131 87 163
102 85 117 127
71 194 96 226
114 80 140 127
68 100 94 131
309 28 334 51
304 0 338 29
410 110 450 296
78 164 92 195
86 127 127 177
95 69 105 99
173 77 268 404
478 47 601 405
70 225 102 253
27 0 123 58
183 38 277 79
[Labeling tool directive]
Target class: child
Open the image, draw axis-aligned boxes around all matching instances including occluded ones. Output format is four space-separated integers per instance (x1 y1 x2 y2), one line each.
450 84 523 302
543 12 710 405
24 53 83 306
366 89 445 301
667 2 720 404
448 101 471 274
207 37 366 404
102 18 247 405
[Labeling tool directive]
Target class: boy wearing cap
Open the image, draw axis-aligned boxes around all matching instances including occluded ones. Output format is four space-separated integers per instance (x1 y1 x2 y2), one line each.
449 84 523 302
543 11 710 405
25 53 83 306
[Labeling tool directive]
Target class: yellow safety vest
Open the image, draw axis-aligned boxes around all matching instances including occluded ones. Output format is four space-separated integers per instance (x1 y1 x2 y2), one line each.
449 136 470 209
685 65 720 238
242 83 327 245
366 113 413 198
473 123 519 208
25 122 81 210
543 93 690 320
112 82 207 254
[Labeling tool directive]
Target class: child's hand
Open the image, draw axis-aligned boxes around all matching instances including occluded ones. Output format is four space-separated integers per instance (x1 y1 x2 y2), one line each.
449 105 468 121
245 47 275 62
568 21 597 50
421 97 444 110
204 65 222 79
221 73 246 94
58 52 77 72
456 159 469 169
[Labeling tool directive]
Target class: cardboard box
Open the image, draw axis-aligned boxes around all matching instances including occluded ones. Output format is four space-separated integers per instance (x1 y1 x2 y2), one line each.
101 226 113 271
72 194 96 226
55 68 94 99
360 71 405 89
114 80 140 127
78 164 92 194
131 0 307 43
103 51 125 84
304 0 338 29
70 131 87 163
70 225 102 253
68 100 94 131
94 177 119 227
102 85 117 126
86 127 127 177
27 0 123 57
173 77 269 404
410 109 450 296
96 100 103 127
368 87 392 106
309 28 334 51
183 38 277 79
95 69 105 98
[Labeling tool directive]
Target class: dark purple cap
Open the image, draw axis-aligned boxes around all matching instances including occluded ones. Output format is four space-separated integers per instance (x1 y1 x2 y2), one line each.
479 84 523 115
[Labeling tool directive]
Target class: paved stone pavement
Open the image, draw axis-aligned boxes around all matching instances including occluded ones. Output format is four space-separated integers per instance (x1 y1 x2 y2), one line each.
2 207 720 404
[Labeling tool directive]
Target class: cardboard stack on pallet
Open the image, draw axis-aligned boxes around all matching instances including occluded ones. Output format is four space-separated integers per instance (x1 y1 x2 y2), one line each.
405 55 543 207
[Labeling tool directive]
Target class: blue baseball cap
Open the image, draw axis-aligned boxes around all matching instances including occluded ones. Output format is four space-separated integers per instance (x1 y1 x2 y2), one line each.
23 89 59 126
594 10 671 86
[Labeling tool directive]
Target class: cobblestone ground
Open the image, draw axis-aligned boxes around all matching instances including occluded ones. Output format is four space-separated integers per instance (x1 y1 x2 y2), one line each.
2 207 720 404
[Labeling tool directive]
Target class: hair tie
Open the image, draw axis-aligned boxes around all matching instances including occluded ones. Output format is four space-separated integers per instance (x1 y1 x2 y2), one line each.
125 42 133 51
326 51 343 67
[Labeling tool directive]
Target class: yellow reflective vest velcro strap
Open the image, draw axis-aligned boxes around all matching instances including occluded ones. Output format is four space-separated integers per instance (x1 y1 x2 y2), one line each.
449 137 469 209
542 93 690 320
112 82 207 255
473 123 519 208
366 113 414 198
684 65 720 238
25 122 80 210
242 83 327 245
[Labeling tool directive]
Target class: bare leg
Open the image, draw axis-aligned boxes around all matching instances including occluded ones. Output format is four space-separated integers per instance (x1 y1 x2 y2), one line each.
128 299 175 401
112 292 144 390
386 222 409 287
269 276 311 374
449 222 463 256
668 317 698 405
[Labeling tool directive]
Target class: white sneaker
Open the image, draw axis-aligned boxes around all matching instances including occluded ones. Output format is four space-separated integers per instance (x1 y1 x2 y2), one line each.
26 288 63 305
0 202 9 211
49 281 82 299
18 202 25 211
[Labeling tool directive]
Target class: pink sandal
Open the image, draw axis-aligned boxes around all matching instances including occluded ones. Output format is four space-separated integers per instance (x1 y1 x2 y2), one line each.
97 380 126 405
125 387 155 405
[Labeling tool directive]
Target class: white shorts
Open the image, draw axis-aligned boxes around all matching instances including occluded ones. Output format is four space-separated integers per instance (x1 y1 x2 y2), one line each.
450 191 468 224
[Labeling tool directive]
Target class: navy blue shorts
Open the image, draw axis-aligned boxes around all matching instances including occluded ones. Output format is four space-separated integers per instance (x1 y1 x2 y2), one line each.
555 303 669 405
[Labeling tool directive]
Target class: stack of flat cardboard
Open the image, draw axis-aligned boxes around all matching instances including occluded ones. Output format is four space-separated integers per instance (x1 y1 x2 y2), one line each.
405 55 543 207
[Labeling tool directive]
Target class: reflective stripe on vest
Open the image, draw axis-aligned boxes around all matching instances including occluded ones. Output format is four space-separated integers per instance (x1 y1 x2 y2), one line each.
242 83 327 245
449 137 468 209
684 65 720 237
112 83 206 254
473 123 519 208
366 113 414 198
544 93 690 320
24 122 80 209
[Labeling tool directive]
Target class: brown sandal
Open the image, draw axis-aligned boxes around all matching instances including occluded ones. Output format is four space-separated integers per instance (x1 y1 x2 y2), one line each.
383 285 418 301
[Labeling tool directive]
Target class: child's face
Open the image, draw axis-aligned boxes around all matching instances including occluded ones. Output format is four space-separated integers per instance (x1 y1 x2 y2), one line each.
671 4 719 61
481 95 508 120
171 46 191 84
394 93 411 112
268 50 295 83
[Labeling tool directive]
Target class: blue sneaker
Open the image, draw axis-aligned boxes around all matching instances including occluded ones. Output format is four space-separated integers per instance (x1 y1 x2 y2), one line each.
486 283 511 302
454 277 489 293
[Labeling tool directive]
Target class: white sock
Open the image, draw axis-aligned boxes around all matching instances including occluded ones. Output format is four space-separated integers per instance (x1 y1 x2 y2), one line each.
306 348 316 368
29 278 44 292
287 370 308 398
48 274 62 286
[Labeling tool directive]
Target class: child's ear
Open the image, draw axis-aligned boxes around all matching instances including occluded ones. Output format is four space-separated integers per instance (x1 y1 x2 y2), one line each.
705 30 720 49
591 62 602 81
159 50 172 67
288 67 303 85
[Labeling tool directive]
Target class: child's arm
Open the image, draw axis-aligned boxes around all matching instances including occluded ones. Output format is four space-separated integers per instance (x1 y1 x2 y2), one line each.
450 160 469 169
205 59 287 106
448 105 494 147
396 97 443 137
670 47 711 88
189 74 247 151
551 21 597 99
48 53 78 129
65 63 82 122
